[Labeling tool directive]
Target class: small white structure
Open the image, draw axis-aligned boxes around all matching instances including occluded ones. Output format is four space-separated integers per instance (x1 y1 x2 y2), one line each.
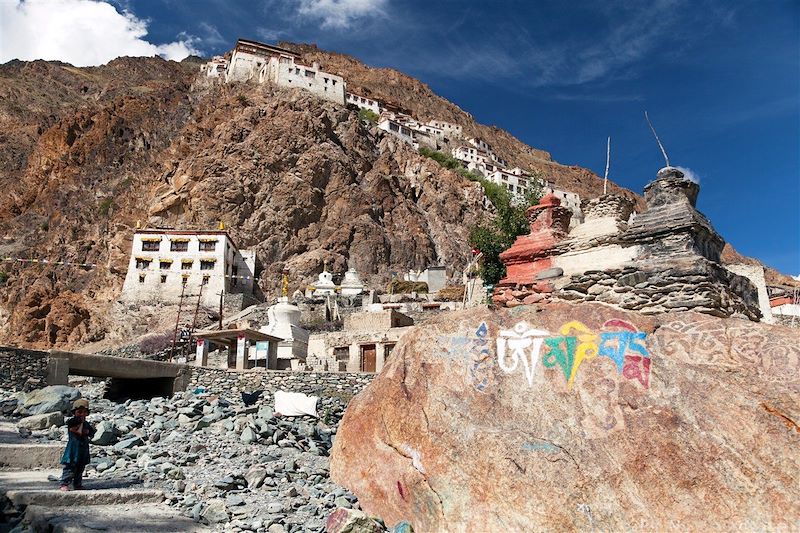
120 229 256 309
225 39 299 83
725 264 774 323
200 56 228 78
340 267 365 296
346 92 381 115
541 183 582 216
313 269 337 296
404 266 447 293
260 297 310 370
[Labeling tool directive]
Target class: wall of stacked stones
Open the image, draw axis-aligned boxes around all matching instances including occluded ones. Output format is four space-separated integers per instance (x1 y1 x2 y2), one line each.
188 367 374 399
0 346 49 391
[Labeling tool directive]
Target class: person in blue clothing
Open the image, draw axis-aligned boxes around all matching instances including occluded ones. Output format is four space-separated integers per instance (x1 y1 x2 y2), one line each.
59 398 95 491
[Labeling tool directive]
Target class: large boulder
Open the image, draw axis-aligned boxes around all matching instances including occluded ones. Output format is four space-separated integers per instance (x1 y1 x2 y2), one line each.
17 386 80 416
331 302 800 531
17 411 64 430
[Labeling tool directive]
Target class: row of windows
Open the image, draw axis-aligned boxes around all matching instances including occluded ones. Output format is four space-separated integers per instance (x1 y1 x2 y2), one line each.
136 258 216 270
141 241 217 252
138 273 209 286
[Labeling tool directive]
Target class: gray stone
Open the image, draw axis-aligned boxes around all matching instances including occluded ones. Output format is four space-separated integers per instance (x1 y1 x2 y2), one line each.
19 386 80 415
201 499 229 524
241 427 257 444
92 421 116 445
113 436 142 451
535 267 564 280
245 465 267 489
18 411 64 430
225 494 245 507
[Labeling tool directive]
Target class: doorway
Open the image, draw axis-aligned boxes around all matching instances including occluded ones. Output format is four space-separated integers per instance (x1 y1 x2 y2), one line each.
360 344 377 373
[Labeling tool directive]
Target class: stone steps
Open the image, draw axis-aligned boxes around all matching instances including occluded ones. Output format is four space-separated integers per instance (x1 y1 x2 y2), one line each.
0 443 63 469
0 470 163 507
24 503 210 532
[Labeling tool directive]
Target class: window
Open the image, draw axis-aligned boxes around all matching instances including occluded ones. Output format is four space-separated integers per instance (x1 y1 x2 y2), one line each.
181 261 193 270
181 275 188 286
138 274 146 283
389 123 399 132
384 344 395 360
200 260 215 271
135 258 151 270
199 241 216 252
171 241 188 252
202 275 209 286
141 241 159 252
159 261 171 270
160 275 167 284
334 347 349 372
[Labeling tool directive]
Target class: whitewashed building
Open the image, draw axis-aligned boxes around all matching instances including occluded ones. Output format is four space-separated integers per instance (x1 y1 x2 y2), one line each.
223 39 345 105
379 117 416 145
428 120 462 138
346 92 381 114
200 56 228 78
120 229 256 309
306 310 414 372
259 57 345 105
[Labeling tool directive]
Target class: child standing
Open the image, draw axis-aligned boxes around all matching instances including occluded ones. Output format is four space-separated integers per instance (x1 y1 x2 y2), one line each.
60 398 95 491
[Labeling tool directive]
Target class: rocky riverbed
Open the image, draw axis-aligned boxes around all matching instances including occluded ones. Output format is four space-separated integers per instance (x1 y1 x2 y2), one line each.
1 381 395 533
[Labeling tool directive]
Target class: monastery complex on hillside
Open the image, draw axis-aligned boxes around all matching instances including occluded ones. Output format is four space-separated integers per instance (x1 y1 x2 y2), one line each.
200 38 582 216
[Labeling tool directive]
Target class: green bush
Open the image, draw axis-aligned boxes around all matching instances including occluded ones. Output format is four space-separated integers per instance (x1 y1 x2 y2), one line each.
358 108 379 123
0 271 7 284
98 198 113 215
236 94 250 107
417 147 543 284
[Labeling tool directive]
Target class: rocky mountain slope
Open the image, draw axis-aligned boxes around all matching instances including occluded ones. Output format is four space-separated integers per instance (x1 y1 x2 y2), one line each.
0 45 787 350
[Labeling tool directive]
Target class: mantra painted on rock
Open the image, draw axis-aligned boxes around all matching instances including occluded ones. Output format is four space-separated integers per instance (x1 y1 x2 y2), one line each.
496 319 651 389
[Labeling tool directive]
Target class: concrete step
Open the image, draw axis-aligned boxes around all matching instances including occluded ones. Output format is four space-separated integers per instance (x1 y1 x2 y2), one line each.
24 503 211 533
0 443 63 469
0 470 163 507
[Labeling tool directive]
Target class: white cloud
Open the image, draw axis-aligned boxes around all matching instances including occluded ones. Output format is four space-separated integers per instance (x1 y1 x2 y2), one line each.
0 0 200 67
294 0 387 29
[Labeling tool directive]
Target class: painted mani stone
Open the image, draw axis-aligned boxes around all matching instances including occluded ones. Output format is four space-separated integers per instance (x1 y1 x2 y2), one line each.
495 319 652 389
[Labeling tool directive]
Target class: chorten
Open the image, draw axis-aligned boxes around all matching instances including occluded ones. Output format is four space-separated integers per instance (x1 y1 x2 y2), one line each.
340 267 365 296
313 264 337 297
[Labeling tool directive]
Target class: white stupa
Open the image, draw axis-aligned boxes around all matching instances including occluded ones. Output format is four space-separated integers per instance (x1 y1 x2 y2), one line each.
340 267 365 296
313 267 337 297
260 297 309 369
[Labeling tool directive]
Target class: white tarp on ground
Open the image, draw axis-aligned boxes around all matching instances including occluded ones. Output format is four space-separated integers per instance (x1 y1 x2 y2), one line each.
274 390 318 417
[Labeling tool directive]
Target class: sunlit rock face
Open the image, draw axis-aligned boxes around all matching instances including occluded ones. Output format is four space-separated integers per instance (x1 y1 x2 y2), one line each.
331 302 799 532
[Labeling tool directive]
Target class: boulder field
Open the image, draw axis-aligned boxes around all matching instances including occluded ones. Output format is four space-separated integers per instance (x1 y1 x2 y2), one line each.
330 301 799 531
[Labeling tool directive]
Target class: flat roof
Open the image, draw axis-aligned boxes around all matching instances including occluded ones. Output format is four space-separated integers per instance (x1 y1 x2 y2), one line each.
134 229 242 253
235 39 300 58
195 328 282 342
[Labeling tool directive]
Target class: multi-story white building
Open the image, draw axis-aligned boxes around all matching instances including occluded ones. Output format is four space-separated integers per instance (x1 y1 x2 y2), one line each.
223 39 345 105
427 120 462 138
346 92 381 115
259 57 345 105
200 56 228 78
487 168 536 197
378 117 416 145
120 229 256 309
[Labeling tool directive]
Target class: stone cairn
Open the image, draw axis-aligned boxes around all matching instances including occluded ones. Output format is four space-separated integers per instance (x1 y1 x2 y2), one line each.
493 167 761 319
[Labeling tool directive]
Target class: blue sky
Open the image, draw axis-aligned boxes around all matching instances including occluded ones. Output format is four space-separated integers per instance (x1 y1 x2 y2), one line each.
2 0 798 275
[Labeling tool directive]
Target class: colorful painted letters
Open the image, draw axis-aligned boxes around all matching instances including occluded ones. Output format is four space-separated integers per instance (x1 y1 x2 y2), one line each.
496 319 651 389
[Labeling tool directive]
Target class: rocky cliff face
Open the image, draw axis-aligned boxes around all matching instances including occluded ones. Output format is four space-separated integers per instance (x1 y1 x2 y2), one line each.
331 302 800 531
2 51 620 349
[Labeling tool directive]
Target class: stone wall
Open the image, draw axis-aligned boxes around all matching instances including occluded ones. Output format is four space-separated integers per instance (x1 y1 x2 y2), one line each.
0 346 49 391
188 367 374 399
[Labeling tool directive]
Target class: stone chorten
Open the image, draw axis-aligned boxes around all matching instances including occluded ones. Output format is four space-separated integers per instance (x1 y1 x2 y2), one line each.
260 297 309 368
493 168 761 320
313 266 336 297
340 267 365 296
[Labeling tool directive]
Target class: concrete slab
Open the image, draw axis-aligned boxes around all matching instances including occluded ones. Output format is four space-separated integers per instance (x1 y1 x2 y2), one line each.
0 443 63 469
0 470 163 507
24 504 211 533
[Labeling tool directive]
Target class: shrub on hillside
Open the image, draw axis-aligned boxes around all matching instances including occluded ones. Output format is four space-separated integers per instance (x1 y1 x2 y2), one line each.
139 332 173 355
358 108 379 123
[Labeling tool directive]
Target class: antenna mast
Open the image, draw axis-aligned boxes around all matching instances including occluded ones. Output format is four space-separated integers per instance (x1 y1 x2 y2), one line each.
603 136 611 195
644 111 670 167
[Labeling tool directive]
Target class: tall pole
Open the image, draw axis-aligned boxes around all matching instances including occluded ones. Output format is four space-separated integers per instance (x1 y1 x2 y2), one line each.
603 136 611 195
218 289 224 330
170 280 187 362
188 281 204 358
